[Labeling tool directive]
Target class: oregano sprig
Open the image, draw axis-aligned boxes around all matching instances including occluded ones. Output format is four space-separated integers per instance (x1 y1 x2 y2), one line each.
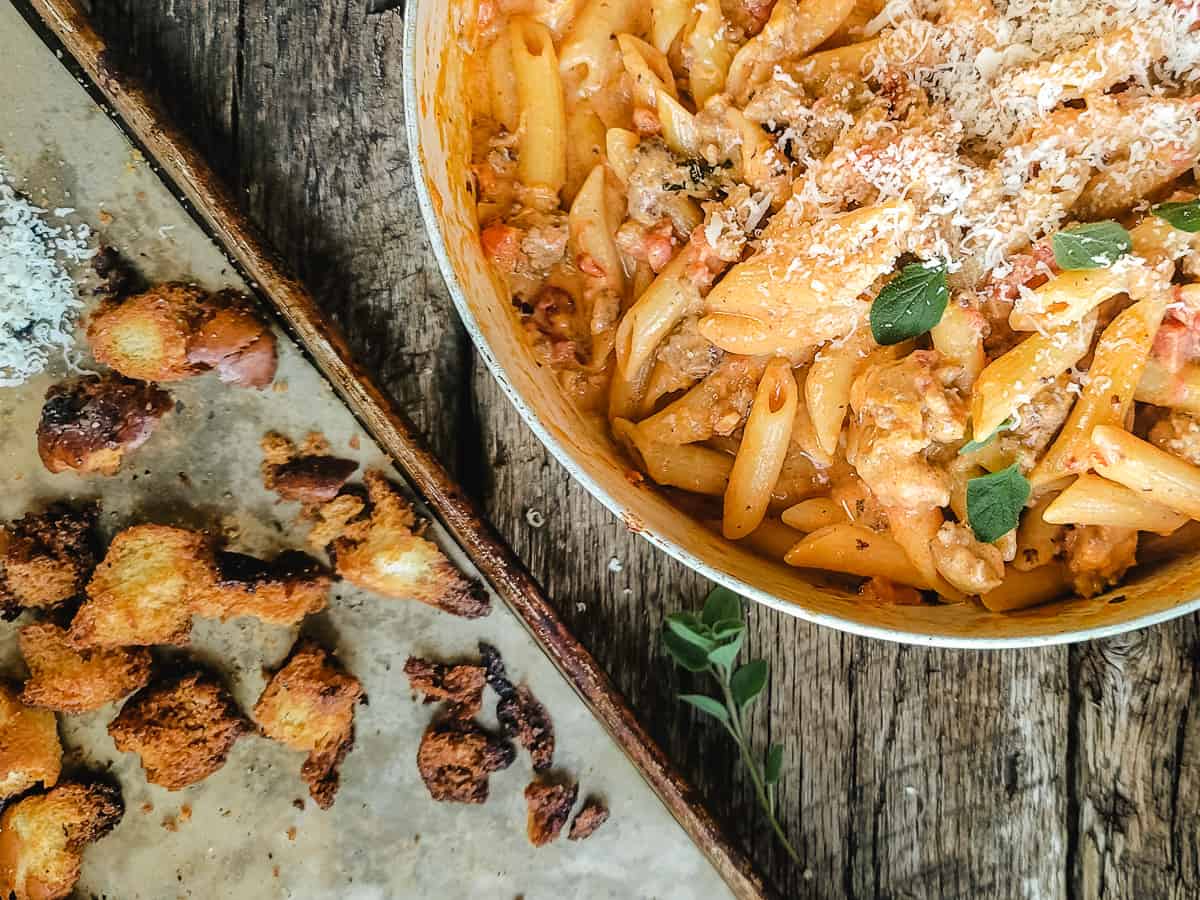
661 586 800 865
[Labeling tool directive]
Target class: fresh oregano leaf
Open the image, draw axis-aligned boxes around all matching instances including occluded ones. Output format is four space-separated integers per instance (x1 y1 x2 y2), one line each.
709 619 746 641
1152 199 1200 233
680 694 730 724
869 261 949 345
731 659 769 710
701 586 742 626
662 629 711 672
966 463 1031 543
707 631 745 669
959 416 1015 455
1052 221 1132 270
765 744 784 785
665 614 716 651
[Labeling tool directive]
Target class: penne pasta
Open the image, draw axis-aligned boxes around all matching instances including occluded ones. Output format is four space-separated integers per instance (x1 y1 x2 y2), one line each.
488 29 521 133
615 243 701 380
1043 473 1188 535
1136 360 1200 416
805 327 875 456
886 506 967 602
617 33 678 108
1013 492 1063 572
1091 425 1200 522
569 163 625 296
1031 295 1166 489
614 417 733 495
637 355 767 444
684 2 734 106
1008 262 1158 333
559 0 646 96
649 0 690 54
931 302 987 388
724 358 799 538
781 497 847 532
511 18 569 193
655 89 702 157
979 563 1072 612
784 524 935 590
565 105 609 204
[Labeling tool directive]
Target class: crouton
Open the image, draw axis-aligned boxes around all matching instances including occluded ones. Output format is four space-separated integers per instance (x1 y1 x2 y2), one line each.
108 672 249 790
69 525 214 648
568 797 609 841
0 683 61 801
37 374 172 476
186 291 278 389
87 282 209 382
319 471 489 618
0 504 98 615
416 719 515 804
403 657 486 717
0 782 123 900
19 622 151 714
261 431 358 504
253 641 364 809
524 780 578 846
191 550 330 625
479 642 554 771
306 493 366 550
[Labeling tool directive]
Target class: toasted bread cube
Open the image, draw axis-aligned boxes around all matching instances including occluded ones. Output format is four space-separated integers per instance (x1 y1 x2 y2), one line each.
19 623 151 714
186 292 277 389
0 683 61 801
0 782 123 900
524 780 577 847
253 641 364 809
191 550 330 625
69 525 214 648
87 283 208 382
108 672 248 790
1 504 98 614
568 797 609 841
416 719 515 804
403 657 485 717
322 471 489 618
37 374 172 476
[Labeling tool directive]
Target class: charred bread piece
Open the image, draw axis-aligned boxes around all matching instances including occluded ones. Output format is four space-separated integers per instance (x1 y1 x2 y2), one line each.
261 432 359 505
252 641 365 809
479 642 554 771
19 622 152 714
0 782 123 900
37 374 172 476
524 780 578 847
191 550 330 625
87 282 209 382
568 797 609 841
186 290 278 388
69 524 214 648
316 471 489 618
0 682 62 801
0 504 99 615
403 657 486 717
108 671 249 790
416 719 515 804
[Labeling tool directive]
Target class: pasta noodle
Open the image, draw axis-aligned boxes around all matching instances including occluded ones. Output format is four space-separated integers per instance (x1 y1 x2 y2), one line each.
1091 425 1200 522
511 18 568 193
1043 473 1188 535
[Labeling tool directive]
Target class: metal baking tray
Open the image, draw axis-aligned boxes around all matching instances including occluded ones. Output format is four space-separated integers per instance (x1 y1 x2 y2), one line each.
1 0 763 896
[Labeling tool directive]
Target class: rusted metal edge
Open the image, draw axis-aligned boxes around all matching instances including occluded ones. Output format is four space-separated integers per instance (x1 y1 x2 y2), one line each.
15 1 772 896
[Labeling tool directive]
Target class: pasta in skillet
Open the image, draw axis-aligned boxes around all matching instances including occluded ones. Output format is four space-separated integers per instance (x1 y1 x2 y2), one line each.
467 0 1200 611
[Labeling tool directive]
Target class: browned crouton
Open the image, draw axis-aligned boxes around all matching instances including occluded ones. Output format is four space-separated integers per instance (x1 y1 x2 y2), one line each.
317 471 489 618
568 797 609 841
19 622 151 714
0 504 98 615
253 641 364 809
0 782 123 900
185 291 278 388
403 657 486 717
0 683 61 801
108 672 248 790
87 282 209 382
416 719 515 804
37 374 172 476
191 550 330 625
479 642 554 771
524 780 578 847
261 432 358 504
69 524 215 648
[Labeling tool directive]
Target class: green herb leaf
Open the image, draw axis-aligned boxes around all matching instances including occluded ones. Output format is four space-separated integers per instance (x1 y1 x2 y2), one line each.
869 261 949 345
764 744 784 785
707 631 745 669
1152 199 1200 233
680 694 730 724
701 586 742 626
662 630 711 672
731 659 769 710
966 463 1031 543
709 619 746 641
959 416 1015 455
664 614 716 651
1052 221 1132 270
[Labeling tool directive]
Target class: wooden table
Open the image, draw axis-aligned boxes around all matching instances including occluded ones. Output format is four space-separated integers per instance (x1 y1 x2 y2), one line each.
80 2 1200 896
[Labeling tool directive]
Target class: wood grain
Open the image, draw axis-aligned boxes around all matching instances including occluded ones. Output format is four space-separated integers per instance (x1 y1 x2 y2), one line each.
80 1 1200 896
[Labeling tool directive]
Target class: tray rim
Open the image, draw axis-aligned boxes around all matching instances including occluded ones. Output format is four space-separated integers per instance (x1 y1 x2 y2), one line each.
13 0 770 897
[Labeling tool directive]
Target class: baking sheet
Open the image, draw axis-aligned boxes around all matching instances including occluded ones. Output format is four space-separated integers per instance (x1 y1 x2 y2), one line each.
0 3 732 897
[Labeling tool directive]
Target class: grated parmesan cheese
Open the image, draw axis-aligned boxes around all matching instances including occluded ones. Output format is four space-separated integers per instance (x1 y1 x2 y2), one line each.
0 160 92 386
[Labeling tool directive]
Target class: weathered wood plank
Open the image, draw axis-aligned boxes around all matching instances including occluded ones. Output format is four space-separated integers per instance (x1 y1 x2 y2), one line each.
1072 621 1200 899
